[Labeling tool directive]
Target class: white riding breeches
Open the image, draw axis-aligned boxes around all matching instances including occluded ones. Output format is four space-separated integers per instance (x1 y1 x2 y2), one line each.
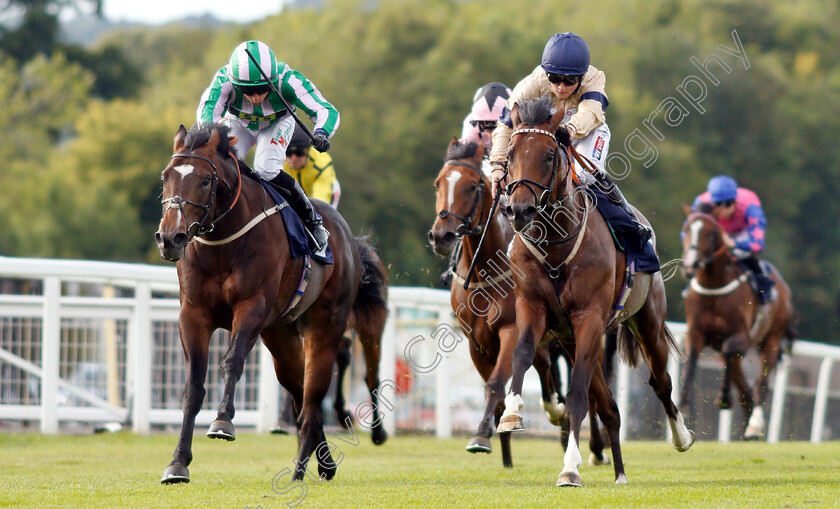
224 115 296 181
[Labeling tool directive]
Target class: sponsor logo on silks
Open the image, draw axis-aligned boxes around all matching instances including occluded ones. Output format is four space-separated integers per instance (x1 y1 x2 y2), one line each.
592 136 605 160
271 134 287 146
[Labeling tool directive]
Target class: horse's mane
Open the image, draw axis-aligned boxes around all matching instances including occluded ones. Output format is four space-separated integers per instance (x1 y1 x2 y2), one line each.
517 96 554 126
184 122 232 157
444 139 479 162
695 202 715 214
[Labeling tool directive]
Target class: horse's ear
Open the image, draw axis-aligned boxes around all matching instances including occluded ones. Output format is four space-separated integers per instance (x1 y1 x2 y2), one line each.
549 108 565 130
173 125 187 153
449 136 459 147
682 203 693 215
207 125 220 151
510 104 520 127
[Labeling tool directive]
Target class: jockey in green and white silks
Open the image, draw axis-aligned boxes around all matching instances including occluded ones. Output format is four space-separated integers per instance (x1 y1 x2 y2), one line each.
196 40 337 251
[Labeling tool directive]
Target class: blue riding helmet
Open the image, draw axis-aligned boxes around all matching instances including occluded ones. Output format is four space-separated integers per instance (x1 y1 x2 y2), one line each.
541 32 590 76
708 175 738 203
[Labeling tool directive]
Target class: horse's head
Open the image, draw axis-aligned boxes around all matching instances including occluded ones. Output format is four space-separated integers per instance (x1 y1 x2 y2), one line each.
503 96 569 232
155 123 234 261
681 203 727 278
428 138 488 257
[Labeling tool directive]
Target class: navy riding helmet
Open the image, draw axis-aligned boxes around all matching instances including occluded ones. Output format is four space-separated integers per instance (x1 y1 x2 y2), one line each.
541 32 590 76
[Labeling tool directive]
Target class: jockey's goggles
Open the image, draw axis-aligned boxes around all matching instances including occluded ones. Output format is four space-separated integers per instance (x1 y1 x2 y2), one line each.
237 83 271 96
546 72 582 86
471 120 498 131
286 146 308 157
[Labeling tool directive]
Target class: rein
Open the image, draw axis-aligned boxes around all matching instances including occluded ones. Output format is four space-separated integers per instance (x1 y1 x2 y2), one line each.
684 212 731 269
437 160 486 238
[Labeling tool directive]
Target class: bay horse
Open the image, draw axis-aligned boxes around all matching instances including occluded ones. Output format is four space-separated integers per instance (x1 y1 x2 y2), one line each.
427 137 610 468
679 204 793 439
155 123 388 484
498 96 695 487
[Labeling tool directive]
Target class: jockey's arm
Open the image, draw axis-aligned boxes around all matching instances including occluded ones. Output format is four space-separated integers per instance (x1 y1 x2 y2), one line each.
280 68 340 137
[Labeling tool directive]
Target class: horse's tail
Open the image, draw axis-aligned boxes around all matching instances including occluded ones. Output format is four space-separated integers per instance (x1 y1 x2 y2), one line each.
351 235 389 337
616 320 685 367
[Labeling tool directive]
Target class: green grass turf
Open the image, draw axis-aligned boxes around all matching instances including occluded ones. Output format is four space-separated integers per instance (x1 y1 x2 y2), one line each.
0 430 838 508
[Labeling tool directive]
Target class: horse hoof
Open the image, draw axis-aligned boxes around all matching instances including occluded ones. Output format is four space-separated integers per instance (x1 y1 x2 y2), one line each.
674 430 696 452
371 426 388 446
161 464 190 484
497 414 525 434
318 460 337 481
716 398 732 410
589 452 611 466
466 436 492 453
338 411 354 430
743 426 764 441
207 419 236 441
556 471 583 487
270 423 291 435
615 473 628 485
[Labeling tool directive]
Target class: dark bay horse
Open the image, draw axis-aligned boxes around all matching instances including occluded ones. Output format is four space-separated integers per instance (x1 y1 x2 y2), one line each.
499 97 695 486
680 204 793 439
155 123 388 484
427 138 610 468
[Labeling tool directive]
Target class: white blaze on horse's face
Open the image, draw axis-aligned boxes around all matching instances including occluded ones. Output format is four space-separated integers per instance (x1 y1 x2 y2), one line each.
684 219 704 269
173 164 195 178
445 170 462 209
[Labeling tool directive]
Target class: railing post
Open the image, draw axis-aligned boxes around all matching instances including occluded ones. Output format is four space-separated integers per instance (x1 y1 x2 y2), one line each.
132 282 152 434
435 308 452 439
257 343 280 433
40 277 60 434
379 302 397 437
810 358 833 443
767 353 790 443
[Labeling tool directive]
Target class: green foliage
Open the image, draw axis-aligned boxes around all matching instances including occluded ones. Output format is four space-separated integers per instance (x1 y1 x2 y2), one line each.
1 0 839 340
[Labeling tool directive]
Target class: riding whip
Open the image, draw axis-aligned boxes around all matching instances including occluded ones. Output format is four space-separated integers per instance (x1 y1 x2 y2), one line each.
243 49 317 144
463 180 503 289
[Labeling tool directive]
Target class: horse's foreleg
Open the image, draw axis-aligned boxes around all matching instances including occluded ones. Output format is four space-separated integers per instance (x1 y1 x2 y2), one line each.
161 312 212 484
534 344 567 427
467 324 516 458
588 370 626 483
209 311 264 440
726 353 754 439
556 316 603 487
498 303 545 435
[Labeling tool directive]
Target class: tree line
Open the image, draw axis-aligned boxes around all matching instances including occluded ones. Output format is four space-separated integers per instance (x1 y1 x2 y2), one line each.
1 0 838 342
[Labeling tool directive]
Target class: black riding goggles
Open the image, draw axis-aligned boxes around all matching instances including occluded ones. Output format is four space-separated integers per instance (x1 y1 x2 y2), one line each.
546 73 582 86
471 120 498 131
237 83 271 96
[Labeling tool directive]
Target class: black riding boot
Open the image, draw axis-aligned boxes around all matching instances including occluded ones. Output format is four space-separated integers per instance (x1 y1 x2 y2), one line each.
740 256 775 304
267 172 330 252
594 172 652 240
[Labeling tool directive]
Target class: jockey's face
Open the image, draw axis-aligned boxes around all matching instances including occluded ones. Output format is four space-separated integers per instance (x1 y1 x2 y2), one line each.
243 91 269 105
550 81 577 100
714 201 736 219
286 146 308 170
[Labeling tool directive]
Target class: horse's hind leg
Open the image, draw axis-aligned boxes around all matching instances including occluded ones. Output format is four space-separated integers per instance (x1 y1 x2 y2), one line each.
745 333 782 439
588 371 625 482
494 405 513 468
633 299 695 452
333 335 353 429
535 342 567 427
161 310 212 483
356 308 388 445
725 353 754 438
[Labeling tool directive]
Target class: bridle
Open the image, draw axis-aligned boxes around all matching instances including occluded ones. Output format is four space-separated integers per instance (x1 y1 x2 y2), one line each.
504 128 568 212
161 151 242 239
437 160 486 238
684 213 731 270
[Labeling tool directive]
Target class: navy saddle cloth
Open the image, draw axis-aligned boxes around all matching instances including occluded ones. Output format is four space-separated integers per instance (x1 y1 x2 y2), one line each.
584 187 660 273
259 180 334 265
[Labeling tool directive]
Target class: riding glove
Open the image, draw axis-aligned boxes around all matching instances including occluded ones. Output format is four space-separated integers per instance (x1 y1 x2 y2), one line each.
313 131 331 152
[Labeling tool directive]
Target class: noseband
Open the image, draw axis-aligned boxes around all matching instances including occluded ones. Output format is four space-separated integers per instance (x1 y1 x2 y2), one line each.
505 128 566 212
437 160 486 238
161 152 241 239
